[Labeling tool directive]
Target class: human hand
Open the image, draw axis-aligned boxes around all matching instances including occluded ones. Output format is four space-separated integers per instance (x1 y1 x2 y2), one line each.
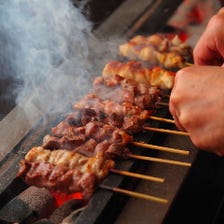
169 65 224 156
193 7 224 66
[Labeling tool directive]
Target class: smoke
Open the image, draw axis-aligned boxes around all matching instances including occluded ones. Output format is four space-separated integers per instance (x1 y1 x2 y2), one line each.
0 0 103 121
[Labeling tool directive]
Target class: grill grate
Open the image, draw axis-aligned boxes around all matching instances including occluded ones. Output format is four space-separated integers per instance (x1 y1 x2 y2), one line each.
0 103 198 224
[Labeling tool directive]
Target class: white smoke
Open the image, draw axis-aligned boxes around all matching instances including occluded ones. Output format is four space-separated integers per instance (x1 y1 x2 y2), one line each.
0 0 98 119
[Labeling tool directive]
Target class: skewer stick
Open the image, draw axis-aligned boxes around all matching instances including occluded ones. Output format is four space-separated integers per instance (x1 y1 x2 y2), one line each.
163 94 170 98
155 102 169 107
132 141 190 155
128 154 191 167
100 184 168 204
185 62 194 66
110 168 165 183
149 115 175 124
143 126 189 136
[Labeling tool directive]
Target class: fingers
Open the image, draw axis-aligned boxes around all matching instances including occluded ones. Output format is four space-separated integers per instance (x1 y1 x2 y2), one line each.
169 72 186 132
171 115 186 132
169 95 186 132
218 7 224 15
193 7 224 66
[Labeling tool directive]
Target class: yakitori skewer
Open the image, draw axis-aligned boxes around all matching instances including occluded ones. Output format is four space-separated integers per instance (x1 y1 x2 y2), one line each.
128 154 191 167
149 115 175 124
155 102 169 107
110 168 165 183
132 141 190 155
100 184 168 204
143 126 189 136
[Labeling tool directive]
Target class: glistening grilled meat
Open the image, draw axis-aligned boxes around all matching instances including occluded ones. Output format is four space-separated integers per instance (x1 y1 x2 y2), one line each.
74 95 151 134
43 121 133 158
119 34 193 69
92 74 160 108
73 75 160 134
102 60 175 89
17 147 115 200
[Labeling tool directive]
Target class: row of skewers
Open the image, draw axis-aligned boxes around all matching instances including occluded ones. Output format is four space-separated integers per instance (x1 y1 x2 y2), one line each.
17 33 193 204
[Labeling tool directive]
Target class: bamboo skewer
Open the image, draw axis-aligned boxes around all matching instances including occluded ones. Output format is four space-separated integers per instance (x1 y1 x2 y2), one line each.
110 168 165 183
155 102 169 107
163 94 170 98
149 115 175 124
128 154 191 167
185 62 194 66
132 141 190 155
100 184 168 204
143 126 189 136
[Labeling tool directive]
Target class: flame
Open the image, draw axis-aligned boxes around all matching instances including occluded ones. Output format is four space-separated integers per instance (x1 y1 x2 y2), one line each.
51 191 83 206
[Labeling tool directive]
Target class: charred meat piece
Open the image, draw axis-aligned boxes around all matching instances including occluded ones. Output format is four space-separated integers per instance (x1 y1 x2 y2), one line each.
17 147 115 200
74 96 152 134
74 75 161 113
92 74 161 106
43 121 133 158
65 108 97 127
70 73 160 133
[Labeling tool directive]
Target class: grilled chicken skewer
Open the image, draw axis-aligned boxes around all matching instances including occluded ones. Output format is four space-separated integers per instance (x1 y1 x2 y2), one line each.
103 60 175 89
17 146 166 200
17 147 115 200
119 34 193 70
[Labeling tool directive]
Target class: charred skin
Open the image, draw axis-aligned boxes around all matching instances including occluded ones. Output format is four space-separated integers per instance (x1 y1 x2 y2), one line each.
17 148 115 200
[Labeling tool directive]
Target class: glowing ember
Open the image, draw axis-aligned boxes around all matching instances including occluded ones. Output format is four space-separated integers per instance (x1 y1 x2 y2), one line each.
51 191 83 206
178 32 189 42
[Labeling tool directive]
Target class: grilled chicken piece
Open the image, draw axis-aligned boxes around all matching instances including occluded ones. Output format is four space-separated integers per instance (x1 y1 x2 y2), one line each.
75 75 160 112
43 121 133 158
17 147 115 199
102 60 175 89
74 96 152 134
119 34 193 69
72 75 160 134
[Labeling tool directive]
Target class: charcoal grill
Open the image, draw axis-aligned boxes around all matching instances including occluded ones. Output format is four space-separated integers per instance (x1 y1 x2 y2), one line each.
0 99 198 224
0 1 224 224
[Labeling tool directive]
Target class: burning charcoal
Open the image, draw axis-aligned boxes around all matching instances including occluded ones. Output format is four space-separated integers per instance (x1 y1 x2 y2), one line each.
60 206 86 224
0 186 56 223
49 199 85 224
0 197 33 223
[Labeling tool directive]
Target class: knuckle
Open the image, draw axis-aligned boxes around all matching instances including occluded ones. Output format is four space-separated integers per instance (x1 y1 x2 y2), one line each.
190 135 206 150
209 13 224 29
169 93 180 115
175 67 192 82
169 93 179 105
178 112 190 129
218 7 224 14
